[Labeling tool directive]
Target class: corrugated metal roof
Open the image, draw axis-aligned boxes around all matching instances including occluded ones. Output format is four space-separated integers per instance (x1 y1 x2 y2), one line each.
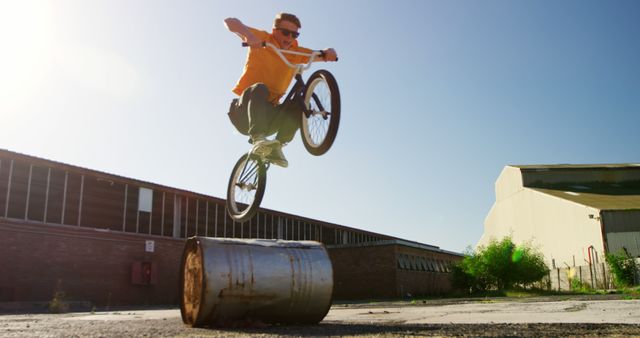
512 164 640 170
327 240 464 256
531 187 640 210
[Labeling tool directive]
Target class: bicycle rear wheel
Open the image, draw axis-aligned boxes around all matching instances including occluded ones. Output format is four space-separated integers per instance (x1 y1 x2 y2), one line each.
301 70 340 156
226 153 267 223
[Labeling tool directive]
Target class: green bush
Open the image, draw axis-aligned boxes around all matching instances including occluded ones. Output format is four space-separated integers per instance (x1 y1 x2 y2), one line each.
606 250 638 287
453 237 549 293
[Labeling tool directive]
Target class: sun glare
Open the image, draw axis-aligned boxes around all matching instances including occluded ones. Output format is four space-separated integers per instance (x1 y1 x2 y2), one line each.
0 1 55 116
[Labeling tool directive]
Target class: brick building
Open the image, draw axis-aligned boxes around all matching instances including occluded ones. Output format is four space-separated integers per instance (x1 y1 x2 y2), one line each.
0 148 462 307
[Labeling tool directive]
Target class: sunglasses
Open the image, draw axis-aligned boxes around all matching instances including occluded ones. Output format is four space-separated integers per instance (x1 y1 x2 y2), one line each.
276 28 300 39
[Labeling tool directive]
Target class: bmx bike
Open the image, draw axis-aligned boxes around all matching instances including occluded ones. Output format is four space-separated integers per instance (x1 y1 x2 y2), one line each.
226 42 340 222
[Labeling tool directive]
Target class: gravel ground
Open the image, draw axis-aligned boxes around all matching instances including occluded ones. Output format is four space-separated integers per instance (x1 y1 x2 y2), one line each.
3 318 640 338
2 295 640 337
2 316 640 337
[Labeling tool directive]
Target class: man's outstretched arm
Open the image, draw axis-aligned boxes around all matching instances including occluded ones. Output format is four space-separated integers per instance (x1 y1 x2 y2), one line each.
224 18 262 48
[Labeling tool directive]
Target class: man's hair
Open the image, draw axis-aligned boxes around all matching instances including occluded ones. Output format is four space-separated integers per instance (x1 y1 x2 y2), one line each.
274 13 301 29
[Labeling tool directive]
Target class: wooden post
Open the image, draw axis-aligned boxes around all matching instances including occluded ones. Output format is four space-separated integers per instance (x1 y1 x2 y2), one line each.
579 266 583 284
590 263 595 289
601 262 607 290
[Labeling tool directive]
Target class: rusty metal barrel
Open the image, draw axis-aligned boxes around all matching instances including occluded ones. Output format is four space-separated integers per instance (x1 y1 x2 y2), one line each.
180 237 333 327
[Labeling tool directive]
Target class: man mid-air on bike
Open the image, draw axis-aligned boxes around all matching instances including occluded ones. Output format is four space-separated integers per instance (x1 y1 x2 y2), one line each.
224 13 337 168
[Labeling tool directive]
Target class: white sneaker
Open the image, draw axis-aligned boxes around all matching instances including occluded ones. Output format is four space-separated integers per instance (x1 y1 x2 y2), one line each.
251 138 279 159
267 142 288 168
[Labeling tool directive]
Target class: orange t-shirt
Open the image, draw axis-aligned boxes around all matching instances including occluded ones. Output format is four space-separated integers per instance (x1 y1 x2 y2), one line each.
232 28 313 104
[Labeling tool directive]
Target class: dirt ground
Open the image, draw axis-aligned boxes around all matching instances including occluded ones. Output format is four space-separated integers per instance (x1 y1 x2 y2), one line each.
2 295 640 337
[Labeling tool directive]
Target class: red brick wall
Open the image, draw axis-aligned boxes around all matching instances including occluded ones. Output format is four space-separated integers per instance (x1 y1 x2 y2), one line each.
0 219 463 305
329 245 398 300
329 244 463 300
0 219 183 307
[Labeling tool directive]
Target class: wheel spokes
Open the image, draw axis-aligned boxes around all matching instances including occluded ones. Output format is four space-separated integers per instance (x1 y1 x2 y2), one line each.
305 79 332 146
232 159 260 212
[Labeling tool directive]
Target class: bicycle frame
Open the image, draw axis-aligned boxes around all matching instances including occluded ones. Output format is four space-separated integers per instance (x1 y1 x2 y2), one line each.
243 42 328 117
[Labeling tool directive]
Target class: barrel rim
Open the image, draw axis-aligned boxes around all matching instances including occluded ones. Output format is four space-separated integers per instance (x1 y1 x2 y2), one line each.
179 236 205 327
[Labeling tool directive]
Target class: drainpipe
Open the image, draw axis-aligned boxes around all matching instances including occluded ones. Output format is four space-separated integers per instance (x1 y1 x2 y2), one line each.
587 245 595 265
588 245 600 289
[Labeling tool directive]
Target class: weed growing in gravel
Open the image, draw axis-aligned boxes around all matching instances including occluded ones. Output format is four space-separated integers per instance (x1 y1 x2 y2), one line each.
570 278 593 293
49 279 69 313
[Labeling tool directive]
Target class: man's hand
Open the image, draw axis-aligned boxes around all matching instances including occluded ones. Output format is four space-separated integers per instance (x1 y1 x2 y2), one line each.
322 48 338 62
224 17 261 48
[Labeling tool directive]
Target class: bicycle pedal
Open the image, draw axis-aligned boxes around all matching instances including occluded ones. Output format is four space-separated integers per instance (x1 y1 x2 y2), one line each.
252 146 272 158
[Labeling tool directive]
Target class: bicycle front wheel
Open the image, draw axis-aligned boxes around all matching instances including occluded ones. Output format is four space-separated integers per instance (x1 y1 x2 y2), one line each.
301 70 341 156
226 153 267 223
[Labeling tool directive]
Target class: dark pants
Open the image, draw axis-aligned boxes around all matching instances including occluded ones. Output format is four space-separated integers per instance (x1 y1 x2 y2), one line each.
230 83 300 144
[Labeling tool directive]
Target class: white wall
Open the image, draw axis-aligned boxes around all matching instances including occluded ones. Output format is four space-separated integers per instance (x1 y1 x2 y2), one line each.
480 168 605 267
495 166 524 202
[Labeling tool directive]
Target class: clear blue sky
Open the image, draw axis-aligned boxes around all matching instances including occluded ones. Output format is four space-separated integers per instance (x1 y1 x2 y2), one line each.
1 0 639 253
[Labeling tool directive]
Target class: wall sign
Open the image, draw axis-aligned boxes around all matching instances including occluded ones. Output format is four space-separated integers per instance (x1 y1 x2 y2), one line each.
145 240 155 252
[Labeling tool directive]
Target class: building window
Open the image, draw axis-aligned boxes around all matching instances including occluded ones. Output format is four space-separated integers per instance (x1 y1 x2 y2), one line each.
397 254 407 269
418 257 428 271
397 254 438 272
138 187 153 212
428 259 439 272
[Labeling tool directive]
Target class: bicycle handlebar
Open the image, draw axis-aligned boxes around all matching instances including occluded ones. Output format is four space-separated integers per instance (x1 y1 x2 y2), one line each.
242 42 265 47
241 42 338 72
